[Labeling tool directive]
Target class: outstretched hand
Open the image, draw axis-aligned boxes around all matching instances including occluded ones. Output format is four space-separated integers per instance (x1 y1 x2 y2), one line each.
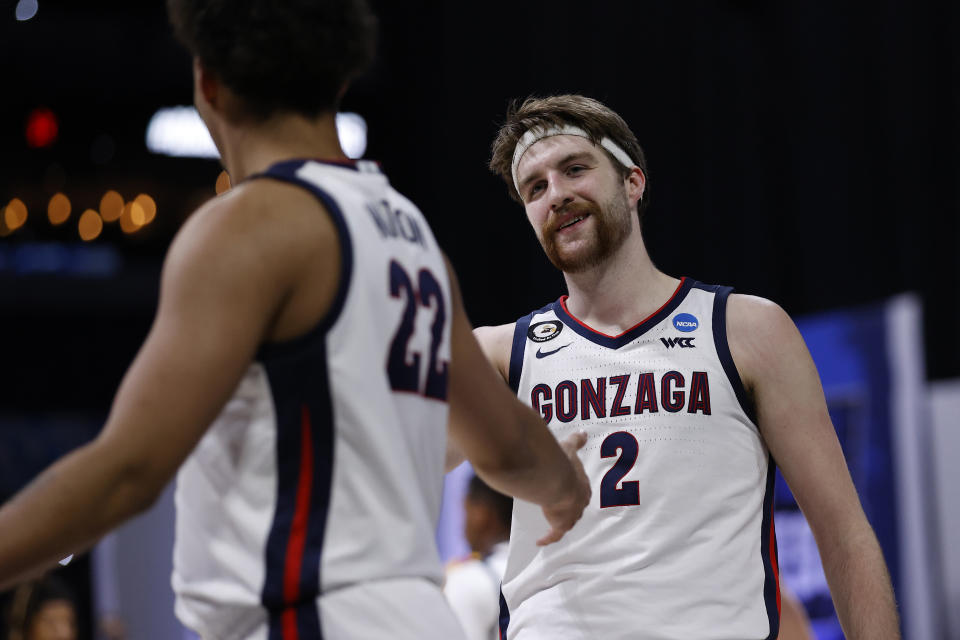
537 431 591 546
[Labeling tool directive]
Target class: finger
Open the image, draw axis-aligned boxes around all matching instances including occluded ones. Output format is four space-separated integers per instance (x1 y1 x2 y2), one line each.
536 526 565 546
561 430 588 452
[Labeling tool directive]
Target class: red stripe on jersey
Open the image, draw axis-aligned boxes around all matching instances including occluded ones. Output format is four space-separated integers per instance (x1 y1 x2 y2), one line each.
559 277 688 339
770 506 781 614
281 404 315 639
282 608 298 640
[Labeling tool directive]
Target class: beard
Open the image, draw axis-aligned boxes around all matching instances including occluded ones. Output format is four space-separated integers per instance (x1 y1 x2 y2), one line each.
540 190 633 274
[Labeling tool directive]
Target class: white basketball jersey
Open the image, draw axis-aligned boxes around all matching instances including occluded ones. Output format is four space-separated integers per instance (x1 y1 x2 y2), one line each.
500 278 780 640
172 159 461 640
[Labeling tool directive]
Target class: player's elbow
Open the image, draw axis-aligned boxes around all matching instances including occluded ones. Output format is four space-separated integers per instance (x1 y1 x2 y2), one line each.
112 464 168 522
88 439 171 522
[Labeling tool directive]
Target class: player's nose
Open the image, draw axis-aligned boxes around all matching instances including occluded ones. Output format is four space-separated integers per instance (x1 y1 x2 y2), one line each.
546 175 574 212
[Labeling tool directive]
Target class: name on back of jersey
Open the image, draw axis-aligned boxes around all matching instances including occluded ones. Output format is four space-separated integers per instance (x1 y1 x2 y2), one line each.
530 370 712 424
367 199 427 249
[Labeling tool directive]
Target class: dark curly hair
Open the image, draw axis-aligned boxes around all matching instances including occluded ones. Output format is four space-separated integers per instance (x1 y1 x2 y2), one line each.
167 0 378 120
4 574 77 640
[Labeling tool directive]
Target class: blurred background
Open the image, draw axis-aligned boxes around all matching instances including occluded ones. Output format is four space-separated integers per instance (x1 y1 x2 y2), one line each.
0 0 957 638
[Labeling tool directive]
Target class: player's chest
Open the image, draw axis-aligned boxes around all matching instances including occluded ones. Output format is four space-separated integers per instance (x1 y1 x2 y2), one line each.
521 333 720 423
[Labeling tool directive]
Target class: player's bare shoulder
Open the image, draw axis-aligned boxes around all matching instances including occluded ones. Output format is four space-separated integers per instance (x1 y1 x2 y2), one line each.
725 293 807 393
165 179 343 342
473 323 515 382
232 178 338 249
173 179 335 261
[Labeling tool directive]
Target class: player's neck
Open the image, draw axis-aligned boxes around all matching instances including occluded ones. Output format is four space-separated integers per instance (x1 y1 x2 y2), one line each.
217 111 346 182
562 233 679 335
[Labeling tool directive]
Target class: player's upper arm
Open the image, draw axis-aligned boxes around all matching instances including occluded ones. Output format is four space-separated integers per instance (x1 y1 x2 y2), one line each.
442 256 542 476
727 295 868 537
92 185 334 499
472 323 514 383
444 323 514 471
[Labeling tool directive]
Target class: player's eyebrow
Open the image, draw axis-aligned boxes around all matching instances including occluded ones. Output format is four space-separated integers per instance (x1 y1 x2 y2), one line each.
518 151 595 193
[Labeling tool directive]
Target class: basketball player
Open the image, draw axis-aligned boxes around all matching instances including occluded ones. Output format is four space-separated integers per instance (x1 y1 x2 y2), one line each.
0 4 591 639
444 475 512 640
454 94 899 639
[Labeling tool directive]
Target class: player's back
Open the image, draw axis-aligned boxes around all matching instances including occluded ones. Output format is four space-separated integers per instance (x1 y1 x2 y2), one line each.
172 159 462 640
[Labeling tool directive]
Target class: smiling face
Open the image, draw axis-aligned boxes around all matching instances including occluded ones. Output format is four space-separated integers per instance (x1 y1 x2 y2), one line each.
515 135 643 274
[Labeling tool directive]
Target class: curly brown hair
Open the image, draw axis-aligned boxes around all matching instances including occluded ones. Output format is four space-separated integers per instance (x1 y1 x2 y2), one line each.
489 95 650 218
167 0 377 121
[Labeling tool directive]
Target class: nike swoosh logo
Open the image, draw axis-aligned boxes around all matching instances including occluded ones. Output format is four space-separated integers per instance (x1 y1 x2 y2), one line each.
536 344 571 359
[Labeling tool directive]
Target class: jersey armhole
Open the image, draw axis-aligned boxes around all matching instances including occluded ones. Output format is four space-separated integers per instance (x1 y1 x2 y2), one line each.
712 287 758 425
508 313 534 394
249 173 354 361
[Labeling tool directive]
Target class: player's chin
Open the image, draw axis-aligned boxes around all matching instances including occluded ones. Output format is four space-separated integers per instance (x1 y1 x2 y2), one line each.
547 244 599 273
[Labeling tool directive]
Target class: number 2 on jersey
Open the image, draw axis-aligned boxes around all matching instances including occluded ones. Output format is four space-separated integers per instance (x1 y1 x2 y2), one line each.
600 431 640 507
386 260 448 400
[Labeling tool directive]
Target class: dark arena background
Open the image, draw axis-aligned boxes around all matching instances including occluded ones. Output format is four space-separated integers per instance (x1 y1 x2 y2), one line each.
1 1 958 639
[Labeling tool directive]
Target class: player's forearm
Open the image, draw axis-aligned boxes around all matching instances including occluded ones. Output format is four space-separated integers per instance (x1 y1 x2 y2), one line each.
818 524 900 639
470 404 576 508
0 439 161 590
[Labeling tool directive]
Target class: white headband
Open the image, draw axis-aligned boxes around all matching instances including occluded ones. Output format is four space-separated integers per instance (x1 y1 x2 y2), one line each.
510 124 637 193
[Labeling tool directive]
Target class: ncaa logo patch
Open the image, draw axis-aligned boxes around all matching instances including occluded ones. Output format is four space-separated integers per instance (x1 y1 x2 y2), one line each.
672 313 699 333
528 320 564 343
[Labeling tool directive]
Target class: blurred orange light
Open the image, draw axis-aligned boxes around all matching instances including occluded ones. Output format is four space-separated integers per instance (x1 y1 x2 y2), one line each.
120 201 145 234
134 194 157 224
100 190 124 222
26 107 58 148
78 209 103 241
215 170 231 194
5 198 28 231
47 193 71 225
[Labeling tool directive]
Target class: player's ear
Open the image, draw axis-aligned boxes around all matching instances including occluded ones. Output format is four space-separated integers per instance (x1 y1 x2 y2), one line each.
625 167 646 206
194 58 220 111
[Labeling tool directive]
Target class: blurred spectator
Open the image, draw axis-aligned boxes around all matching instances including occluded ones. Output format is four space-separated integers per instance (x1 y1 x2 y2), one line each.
444 474 512 640
3 574 77 640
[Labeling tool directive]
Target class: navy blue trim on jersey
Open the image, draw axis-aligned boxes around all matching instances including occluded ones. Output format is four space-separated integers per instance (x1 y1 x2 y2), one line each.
498 589 510 640
760 455 780 640
250 157 380 175
509 303 553 393
261 336 335 640
551 277 694 349
248 160 355 361
701 283 758 425
246 159 359 639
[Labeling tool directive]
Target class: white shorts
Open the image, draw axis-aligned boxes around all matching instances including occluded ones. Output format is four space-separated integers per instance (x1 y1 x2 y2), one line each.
181 578 466 640
319 577 466 639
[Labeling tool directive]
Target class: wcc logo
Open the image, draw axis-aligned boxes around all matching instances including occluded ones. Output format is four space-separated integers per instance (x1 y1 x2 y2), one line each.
661 337 695 349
